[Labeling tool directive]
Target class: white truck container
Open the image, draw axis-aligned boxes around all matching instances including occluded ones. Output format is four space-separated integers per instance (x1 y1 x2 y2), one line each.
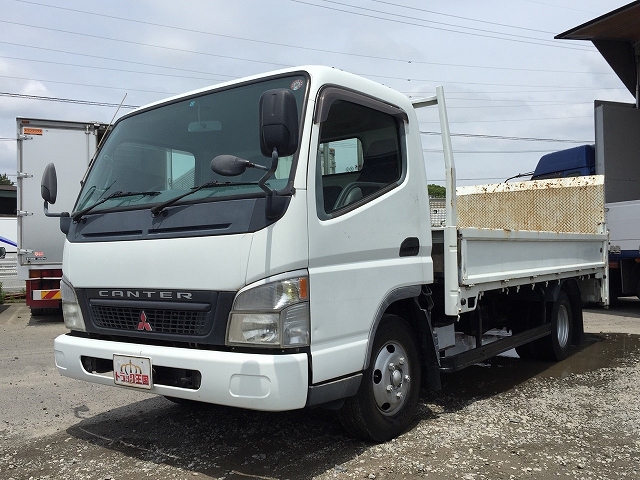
44 67 607 441
594 101 640 299
16 118 107 314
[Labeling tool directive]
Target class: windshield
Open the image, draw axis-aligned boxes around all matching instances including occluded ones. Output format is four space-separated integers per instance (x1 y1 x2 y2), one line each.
75 74 307 215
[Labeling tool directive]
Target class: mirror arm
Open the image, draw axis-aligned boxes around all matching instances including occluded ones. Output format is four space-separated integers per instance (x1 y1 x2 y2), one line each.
257 148 279 195
260 148 290 220
43 200 69 218
43 201 71 234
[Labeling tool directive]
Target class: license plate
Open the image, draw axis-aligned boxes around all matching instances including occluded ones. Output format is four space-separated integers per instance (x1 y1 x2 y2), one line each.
113 354 153 390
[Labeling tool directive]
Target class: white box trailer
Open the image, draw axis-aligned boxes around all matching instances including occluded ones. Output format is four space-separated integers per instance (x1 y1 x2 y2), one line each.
594 101 640 298
16 118 107 314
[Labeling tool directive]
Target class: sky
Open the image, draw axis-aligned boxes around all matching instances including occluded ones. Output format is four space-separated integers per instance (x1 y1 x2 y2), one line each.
0 0 634 187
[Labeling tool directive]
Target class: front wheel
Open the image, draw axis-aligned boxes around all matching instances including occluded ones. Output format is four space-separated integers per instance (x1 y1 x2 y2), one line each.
338 315 421 442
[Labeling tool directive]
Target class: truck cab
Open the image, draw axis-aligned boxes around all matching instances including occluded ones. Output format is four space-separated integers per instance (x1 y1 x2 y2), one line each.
532 145 595 180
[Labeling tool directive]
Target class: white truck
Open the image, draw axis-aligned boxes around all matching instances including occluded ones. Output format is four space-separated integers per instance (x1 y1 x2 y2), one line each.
43 66 607 442
16 118 107 314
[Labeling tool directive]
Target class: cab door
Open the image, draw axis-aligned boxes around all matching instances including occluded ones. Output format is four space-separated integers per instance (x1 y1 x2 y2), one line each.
307 88 430 384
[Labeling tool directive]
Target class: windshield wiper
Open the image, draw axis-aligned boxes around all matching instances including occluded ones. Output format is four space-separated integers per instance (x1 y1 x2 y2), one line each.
150 181 258 217
73 190 160 222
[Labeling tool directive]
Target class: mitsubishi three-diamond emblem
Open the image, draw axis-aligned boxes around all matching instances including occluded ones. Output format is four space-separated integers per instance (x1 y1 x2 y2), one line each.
137 311 152 331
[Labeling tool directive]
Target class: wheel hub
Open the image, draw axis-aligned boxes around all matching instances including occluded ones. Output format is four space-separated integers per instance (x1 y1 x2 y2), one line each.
372 341 411 416
556 304 570 348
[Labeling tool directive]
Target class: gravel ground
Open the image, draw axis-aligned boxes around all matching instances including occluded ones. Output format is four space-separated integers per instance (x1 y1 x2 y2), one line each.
1 301 639 480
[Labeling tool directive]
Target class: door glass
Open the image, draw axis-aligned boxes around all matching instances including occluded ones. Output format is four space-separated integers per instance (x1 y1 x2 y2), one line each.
318 99 402 215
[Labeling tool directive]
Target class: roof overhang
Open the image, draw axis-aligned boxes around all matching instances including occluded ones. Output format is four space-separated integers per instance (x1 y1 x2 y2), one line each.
556 1 640 96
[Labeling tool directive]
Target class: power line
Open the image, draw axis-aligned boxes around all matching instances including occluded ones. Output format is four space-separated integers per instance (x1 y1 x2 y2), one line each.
0 12 615 93
0 71 602 110
413 87 627 95
420 96 592 104
520 0 600 14
0 71 600 114
423 149 558 153
362 71 617 89
428 177 516 182
1 52 614 94
291 0 595 51
442 102 594 109
1 91 592 145
13 0 608 74
325 0 565 42
0 20 290 68
0 74 175 96
370 0 557 34
0 54 221 82
0 92 139 108
0 40 235 81
421 131 591 143
419 115 591 124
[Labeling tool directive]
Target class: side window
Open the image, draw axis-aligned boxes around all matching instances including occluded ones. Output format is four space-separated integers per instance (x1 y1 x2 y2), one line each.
318 99 402 215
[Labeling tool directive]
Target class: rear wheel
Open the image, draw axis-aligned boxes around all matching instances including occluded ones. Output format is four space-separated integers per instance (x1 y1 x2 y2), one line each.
338 314 421 442
539 290 573 361
516 291 574 361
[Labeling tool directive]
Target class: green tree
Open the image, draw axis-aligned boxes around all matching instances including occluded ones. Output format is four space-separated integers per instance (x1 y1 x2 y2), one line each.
427 184 446 198
0 173 14 186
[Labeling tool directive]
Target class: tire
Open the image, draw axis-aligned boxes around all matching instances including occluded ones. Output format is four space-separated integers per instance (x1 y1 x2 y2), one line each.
540 290 573 361
338 314 421 442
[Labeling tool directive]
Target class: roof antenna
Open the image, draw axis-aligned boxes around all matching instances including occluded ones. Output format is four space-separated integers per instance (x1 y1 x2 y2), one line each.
95 93 127 155
80 93 127 185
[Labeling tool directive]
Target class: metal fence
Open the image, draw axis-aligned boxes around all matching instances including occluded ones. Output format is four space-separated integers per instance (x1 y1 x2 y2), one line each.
0 253 25 293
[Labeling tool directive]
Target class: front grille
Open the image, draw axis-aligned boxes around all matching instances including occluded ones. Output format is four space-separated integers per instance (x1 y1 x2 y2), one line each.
91 305 209 335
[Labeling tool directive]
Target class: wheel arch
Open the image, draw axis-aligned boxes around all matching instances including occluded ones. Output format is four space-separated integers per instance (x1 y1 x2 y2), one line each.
363 285 440 388
363 286 420 370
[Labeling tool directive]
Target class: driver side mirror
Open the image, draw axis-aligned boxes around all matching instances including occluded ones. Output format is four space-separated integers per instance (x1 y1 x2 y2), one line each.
40 163 70 231
259 89 299 157
41 162 58 205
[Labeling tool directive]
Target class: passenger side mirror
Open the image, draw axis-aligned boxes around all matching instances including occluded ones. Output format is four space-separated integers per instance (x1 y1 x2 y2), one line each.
0 247 6 259
259 89 299 157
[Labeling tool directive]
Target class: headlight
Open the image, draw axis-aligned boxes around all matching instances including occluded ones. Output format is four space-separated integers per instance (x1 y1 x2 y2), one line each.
227 276 310 348
60 277 86 331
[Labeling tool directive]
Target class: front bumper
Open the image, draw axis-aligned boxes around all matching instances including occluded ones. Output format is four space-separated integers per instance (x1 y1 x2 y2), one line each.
54 333 309 411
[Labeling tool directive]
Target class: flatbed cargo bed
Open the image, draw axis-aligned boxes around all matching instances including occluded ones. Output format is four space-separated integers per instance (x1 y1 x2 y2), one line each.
432 175 607 315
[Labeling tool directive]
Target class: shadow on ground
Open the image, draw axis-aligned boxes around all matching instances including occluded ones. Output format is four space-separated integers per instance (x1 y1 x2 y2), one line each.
66 398 366 479
28 311 63 326
10 333 636 479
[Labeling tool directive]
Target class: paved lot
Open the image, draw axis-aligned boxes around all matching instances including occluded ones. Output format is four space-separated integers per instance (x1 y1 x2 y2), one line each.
0 300 639 479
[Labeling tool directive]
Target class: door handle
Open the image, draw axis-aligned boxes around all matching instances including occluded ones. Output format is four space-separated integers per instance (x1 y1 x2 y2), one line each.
399 237 420 257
